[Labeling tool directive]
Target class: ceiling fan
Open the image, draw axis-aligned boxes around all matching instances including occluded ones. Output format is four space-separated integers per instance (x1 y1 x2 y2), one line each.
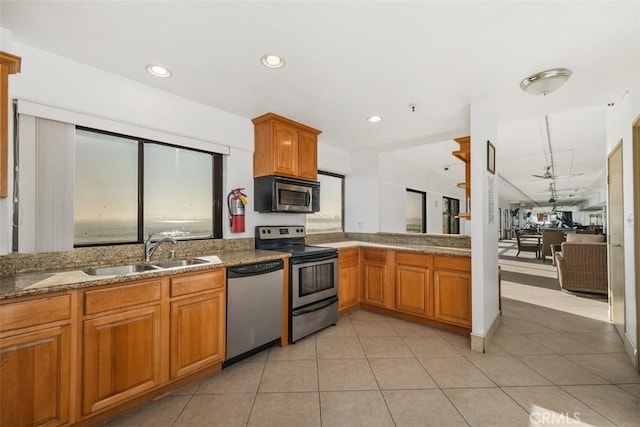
531 166 584 180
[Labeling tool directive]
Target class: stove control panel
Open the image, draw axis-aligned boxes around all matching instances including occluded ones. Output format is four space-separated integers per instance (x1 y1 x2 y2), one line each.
256 225 306 240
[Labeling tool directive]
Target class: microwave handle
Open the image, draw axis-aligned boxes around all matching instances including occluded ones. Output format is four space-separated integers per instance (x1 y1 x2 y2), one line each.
305 190 311 207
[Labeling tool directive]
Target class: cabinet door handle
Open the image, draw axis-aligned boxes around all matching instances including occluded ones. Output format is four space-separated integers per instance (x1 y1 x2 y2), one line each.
611 243 623 248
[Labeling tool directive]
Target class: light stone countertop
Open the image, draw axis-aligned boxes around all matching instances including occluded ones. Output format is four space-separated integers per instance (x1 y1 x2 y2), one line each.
0 250 289 300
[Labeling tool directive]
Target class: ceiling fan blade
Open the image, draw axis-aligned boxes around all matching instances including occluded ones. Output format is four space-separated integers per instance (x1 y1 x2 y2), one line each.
531 174 551 179
553 173 584 178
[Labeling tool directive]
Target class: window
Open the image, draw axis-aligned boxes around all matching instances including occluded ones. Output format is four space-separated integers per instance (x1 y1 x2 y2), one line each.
75 130 139 244
144 143 214 238
307 171 344 233
74 127 222 245
406 189 426 233
442 196 460 234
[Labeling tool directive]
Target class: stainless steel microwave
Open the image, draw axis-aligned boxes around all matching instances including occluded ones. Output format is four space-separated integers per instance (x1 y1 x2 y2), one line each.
254 176 320 213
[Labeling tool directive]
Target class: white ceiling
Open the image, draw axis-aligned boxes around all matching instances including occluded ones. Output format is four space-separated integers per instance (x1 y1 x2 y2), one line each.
1 1 638 207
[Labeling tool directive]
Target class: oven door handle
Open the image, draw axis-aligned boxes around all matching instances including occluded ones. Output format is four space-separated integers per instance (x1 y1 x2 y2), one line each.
291 252 338 265
291 296 338 316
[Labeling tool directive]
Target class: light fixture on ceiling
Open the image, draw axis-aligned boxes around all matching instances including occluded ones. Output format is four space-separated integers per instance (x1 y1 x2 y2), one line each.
145 64 172 78
260 54 285 69
367 115 383 123
519 68 572 96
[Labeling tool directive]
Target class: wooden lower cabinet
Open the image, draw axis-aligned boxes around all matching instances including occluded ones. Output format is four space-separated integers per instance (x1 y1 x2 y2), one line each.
395 252 433 318
433 255 472 328
361 249 392 308
82 305 162 415
352 248 471 330
0 325 71 427
433 270 471 327
170 291 225 379
338 248 360 313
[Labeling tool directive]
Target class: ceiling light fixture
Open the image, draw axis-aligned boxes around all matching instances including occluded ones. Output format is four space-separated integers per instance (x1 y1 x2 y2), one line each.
260 54 285 69
520 68 572 96
367 115 383 123
145 64 172 78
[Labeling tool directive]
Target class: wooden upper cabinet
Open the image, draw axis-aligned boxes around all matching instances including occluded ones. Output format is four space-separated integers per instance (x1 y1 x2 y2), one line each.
252 113 321 181
297 130 318 180
272 121 299 177
0 51 21 199
452 136 471 220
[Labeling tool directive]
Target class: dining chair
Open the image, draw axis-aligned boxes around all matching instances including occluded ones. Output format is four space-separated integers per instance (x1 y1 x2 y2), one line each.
515 230 540 258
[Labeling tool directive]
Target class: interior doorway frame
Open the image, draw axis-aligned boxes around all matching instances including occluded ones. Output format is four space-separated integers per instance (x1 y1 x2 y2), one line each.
607 141 625 339
633 115 640 372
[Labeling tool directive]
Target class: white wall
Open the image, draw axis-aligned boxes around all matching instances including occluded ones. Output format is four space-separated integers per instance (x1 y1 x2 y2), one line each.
318 143 351 176
378 181 407 233
470 99 500 345
378 152 466 234
0 36 351 253
606 88 639 350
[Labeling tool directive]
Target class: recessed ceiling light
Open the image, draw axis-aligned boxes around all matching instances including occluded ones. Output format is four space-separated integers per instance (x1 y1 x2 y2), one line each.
367 115 383 123
260 54 285 69
145 64 172 78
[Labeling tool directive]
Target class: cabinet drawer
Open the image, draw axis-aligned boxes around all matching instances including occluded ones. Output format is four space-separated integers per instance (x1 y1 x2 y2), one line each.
363 249 387 263
84 280 161 315
434 255 471 272
1 294 71 332
170 269 225 298
396 252 431 267
338 248 359 264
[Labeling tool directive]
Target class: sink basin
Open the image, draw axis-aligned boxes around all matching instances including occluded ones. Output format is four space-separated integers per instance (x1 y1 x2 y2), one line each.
83 264 159 276
152 258 209 269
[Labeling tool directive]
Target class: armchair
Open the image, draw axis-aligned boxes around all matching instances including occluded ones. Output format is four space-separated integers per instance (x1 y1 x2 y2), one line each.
554 242 608 294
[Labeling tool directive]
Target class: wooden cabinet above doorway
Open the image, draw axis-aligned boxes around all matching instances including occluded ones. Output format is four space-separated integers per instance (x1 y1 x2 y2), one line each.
0 51 21 198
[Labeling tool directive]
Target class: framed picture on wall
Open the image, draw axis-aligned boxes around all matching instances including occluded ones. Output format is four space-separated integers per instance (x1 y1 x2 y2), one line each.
487 140 496 174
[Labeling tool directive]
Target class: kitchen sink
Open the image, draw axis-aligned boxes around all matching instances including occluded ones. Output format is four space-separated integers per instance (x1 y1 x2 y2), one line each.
82 258 210 276
83 264 160 276
152 258 209 269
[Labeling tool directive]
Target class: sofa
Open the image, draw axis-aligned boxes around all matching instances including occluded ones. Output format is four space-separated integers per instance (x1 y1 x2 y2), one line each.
554 241 608 294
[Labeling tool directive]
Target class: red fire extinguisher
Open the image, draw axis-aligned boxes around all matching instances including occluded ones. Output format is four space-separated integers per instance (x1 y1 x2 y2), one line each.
227 188 248 233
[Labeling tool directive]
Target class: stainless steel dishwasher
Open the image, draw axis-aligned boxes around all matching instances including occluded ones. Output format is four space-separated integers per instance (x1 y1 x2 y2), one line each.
224 259 283 366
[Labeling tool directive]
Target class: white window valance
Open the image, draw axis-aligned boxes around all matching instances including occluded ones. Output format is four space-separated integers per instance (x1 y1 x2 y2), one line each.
16 99 231 155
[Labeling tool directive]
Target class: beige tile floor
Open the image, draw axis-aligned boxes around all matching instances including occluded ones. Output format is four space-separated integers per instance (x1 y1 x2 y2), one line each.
106 243 639 426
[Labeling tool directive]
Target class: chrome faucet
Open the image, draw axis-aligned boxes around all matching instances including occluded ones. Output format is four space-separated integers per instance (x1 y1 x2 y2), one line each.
144 233 177 262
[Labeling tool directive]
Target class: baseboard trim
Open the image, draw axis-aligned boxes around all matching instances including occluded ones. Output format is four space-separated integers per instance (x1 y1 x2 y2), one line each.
623 330 639 372
470 312 501 353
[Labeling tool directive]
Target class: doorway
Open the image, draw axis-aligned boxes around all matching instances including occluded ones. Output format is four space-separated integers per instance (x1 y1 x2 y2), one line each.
442 196 460 234
607 142 625 338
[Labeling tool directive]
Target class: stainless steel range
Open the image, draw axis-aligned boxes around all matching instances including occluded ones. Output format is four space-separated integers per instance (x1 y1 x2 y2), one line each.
255 226 338 343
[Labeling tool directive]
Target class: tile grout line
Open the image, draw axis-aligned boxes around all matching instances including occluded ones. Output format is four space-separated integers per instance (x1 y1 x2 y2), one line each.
314 333 323 426
557 384 624 426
